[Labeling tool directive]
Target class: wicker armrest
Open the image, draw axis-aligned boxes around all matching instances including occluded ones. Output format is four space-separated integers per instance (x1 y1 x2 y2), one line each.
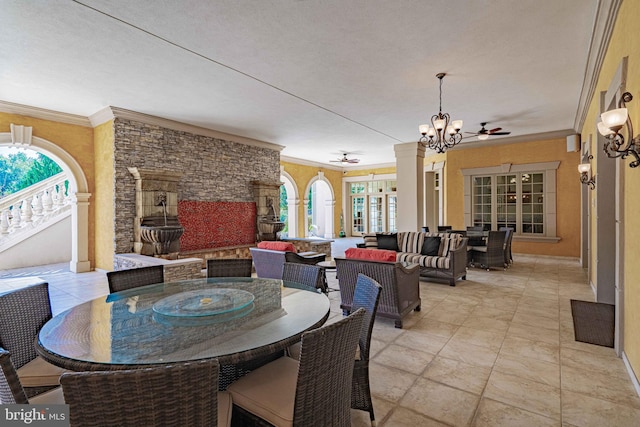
396 262 420 275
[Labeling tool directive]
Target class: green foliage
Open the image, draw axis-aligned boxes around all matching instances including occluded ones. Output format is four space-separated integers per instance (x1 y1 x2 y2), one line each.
279 185 288 233
0 151 62 198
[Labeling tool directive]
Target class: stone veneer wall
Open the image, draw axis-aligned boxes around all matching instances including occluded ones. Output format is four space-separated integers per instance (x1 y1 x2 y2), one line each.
113 118 280 255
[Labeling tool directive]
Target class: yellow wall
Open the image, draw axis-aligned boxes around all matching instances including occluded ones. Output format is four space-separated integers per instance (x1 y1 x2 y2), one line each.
280 161 344 237
0 112 96 266
93 121 114 270
444 138 581 257
580 0 640 381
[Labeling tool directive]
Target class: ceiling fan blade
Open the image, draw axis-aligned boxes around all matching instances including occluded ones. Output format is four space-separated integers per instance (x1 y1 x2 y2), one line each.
489 131 511 135
464 132 480 135
488 127 502 133
347 159 360 163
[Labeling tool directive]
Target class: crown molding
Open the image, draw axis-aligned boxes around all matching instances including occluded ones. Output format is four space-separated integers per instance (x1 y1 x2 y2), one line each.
446 129 576 151
573 0 622 132
0 100 92 127
280 155 344 171
90 106 284 152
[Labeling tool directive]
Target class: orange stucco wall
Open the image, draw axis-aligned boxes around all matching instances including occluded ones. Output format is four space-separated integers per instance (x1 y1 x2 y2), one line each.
93 120 114 270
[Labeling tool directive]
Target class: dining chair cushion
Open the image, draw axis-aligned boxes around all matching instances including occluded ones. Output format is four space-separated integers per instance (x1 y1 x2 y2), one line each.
345 248 396 262
29 386 65 404
228 356 299 427
16 355 66 387
257 241 297 253
218 391 233 427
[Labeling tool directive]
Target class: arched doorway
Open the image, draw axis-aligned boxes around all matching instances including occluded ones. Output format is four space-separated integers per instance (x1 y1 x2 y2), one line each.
280 169 299 238
303 172 335 239
1 125 91 272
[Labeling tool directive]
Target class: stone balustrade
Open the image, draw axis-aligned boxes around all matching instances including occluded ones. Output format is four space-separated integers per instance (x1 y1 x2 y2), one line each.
0 173 70 243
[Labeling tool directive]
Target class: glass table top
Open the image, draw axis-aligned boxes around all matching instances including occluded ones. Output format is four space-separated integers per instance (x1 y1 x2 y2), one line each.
36 277 330 369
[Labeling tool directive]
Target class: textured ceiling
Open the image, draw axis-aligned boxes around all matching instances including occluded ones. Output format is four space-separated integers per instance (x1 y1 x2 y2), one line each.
1 0 599 166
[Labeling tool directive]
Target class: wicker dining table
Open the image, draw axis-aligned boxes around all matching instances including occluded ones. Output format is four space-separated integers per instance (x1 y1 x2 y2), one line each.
35 277 330 385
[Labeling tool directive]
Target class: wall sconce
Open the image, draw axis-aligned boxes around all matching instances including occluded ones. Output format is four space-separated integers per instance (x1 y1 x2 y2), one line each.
578 155 596 189
597 92 640 168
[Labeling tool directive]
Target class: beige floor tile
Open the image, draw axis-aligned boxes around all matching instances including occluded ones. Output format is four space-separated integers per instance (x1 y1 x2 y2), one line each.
438 339 500 368
350 396 394 427
412 318 460 339
511 311 559 331
371 323 406 343
507 321 560 345
561 389 640 427
425 304 473 325
470 304 515 321
561 364 640 410
400 377 480 426
382 407 450 427
472 398 560 427
448 326 506 352
500 334 560 364
393 329 449 355
422 356 492 395
373 344 435 375
368 362 418 403
461 314 511 334
493 354 560 388
560 347 629 380
484 370 561 420
515 303 559 321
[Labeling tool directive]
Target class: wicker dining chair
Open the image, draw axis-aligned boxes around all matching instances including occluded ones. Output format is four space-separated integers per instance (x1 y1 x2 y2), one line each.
469 230 507 271
0 347 64 404
60 359 232 427
207 258 253 278
0 282 66 398
281 262 327 293
499 226 515 267
228 309 365 427
106 265 164 293
350 274 382 426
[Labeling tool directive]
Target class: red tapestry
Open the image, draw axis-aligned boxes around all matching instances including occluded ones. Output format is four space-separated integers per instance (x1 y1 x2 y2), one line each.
178 201 256 251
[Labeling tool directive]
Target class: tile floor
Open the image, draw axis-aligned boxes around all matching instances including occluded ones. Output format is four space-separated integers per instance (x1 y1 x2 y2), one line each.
2 249 640 426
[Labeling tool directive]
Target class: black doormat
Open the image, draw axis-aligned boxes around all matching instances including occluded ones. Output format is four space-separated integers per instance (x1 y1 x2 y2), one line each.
570 300 615 348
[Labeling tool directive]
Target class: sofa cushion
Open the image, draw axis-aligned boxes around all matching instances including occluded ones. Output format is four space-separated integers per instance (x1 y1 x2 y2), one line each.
363 233 378 248
345 248 396 262
398 232 425 254
257 241 297 253
376 233 399 251
398 252 450 270
421 236 441 256
440 234 462 257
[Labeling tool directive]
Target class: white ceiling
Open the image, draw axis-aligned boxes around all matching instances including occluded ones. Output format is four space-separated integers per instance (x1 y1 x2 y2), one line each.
1 0 600 167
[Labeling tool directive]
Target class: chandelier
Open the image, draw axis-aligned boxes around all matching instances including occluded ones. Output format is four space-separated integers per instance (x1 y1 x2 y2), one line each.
418 73 463 153
597 91 640 168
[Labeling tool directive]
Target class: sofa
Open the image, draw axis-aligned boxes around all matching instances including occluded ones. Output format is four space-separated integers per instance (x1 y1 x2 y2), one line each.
249 241 326 281
335 254 420 328
362 231 468 286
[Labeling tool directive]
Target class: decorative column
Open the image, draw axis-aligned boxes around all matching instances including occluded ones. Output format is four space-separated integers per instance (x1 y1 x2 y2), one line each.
70 192 91 273
394 142 426 232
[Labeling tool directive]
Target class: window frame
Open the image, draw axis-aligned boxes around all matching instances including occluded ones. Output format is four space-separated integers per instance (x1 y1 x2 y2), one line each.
461 162 560 243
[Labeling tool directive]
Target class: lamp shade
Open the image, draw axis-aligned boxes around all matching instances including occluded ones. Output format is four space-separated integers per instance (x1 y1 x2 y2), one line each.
433 118 445 130
578 163 591 174
419 124 429 135
477 134 489 140
601 108 628 129
597 121 614 136
451 120 463 130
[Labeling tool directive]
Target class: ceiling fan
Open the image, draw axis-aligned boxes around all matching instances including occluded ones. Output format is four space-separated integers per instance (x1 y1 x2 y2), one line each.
330 153 360 164
465 122 511 140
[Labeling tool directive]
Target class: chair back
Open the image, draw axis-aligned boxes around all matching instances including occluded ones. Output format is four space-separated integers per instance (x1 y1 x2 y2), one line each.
282 262 326 293
437 225 452 232
0 282 51 370
60 359 220 427
294 308 365 427
466 226 483 232
499 226 514 264
0 348 29 404
207 258 253 278
107 265 164 294
249 247 286 279
351 274 382 362
486 230 507 250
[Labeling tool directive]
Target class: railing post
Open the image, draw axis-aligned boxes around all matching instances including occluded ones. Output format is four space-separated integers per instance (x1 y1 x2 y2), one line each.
0 209 9 234
43 186 54 213
12 205 22 228
32 192 44 218
21 196 33 224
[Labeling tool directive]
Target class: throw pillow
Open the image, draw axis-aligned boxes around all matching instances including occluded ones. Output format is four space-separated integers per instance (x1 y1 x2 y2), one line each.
345 248 397 262
421 236 441 256
256 241 297 253
376 233 399 251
